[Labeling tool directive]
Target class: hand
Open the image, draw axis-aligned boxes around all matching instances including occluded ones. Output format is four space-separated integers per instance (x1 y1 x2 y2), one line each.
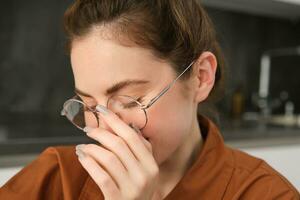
75 105 159 200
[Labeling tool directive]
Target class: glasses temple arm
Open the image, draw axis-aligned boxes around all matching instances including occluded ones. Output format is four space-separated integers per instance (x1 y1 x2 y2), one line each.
144 61 195 109
145 85 171 108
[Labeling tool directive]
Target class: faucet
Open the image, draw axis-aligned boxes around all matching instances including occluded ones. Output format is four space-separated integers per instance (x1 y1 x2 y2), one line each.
257 46 300 121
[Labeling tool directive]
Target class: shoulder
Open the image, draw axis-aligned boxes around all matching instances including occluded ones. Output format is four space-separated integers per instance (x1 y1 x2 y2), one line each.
224 146 300 199
0 145 88 199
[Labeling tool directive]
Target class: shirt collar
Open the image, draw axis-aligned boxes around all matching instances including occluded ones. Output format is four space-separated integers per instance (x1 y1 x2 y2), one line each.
164 114 234 199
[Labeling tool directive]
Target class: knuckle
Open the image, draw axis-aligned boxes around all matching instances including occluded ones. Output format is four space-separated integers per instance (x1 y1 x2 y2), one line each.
112 137 126 149
135 174 147 190
149 165 159 177
103 151 117 164
97 174 111 188
124 187 139 200
124 133 137 144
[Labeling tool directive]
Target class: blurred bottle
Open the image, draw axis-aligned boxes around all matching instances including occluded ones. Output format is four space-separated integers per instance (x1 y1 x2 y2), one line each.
231 84 245 119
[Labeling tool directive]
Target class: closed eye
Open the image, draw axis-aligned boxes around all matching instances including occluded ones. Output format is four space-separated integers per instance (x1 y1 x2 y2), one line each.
135 96 145 103
123 96 145 109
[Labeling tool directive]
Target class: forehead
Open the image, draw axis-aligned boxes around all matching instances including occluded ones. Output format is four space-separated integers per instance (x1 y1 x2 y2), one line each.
70 31 175 98
71 28 172 73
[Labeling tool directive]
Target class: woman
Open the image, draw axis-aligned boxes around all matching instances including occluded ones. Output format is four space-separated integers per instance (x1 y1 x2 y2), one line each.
1 0 299 199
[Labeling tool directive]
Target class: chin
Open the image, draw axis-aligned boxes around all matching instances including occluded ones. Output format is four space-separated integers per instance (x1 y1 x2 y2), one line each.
152 143 179 166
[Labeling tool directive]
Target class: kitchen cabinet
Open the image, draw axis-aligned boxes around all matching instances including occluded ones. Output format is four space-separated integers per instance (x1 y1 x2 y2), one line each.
201 0 300 20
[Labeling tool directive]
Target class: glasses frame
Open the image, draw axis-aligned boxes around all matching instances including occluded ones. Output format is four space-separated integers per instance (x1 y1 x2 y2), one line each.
61 60 195 131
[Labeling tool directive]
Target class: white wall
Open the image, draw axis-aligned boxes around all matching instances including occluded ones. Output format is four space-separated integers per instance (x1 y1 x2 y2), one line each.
240 145 300 191
0 167 22 187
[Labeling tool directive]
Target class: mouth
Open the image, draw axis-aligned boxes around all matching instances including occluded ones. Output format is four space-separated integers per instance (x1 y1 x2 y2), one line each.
142 134 150 141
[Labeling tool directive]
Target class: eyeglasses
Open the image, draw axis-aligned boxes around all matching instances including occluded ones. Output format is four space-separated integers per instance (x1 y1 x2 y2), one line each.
61 60 195 131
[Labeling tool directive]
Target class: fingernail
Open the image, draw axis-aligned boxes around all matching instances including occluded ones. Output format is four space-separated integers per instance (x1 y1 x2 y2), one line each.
96 105 109 116
76 149 86 159
83 126 94 133
76 144 85 151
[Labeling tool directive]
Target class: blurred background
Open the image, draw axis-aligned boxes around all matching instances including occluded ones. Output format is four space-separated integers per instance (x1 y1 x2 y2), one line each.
0 0 299 190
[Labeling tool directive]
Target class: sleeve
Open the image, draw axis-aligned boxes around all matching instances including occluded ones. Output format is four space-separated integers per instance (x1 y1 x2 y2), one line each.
0 146 86 200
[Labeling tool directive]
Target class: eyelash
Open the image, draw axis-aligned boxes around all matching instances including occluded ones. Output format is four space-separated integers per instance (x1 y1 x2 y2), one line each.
135 96 145 103
82 95 146 111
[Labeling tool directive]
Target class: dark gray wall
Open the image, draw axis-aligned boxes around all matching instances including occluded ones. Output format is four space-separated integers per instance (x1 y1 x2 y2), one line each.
0 0 74 118
0 1 299 137
205 7 300 115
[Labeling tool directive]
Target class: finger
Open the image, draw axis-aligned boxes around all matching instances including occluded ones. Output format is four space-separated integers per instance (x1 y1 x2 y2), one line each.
131 124 152 153
95 105 155 167
86 128 149 183
76 150 121 199
78 144 130 190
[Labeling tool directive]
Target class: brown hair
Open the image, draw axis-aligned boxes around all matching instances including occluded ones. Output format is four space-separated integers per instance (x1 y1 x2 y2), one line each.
63 0 226 106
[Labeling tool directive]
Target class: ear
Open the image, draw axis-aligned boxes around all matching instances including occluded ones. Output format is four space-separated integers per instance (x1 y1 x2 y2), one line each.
192 51 217 103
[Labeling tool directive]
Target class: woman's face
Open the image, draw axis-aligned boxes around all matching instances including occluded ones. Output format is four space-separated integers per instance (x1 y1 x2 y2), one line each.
70 29 196 165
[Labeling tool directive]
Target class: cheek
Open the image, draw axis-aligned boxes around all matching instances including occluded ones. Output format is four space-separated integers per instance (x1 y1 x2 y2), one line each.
142 90 194 164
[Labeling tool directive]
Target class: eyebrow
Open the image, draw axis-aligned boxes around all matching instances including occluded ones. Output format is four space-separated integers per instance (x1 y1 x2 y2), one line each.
74 79 150 98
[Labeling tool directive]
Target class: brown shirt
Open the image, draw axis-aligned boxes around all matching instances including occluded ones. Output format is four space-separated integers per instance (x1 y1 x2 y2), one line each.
1 115 299 199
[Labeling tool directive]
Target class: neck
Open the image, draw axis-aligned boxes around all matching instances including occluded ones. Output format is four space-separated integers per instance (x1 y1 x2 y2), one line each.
155 115 203 199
